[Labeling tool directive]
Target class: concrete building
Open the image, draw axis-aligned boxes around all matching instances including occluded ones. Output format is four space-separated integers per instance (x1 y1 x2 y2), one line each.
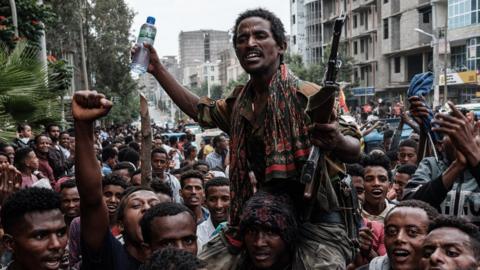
290 0 308 62
218 47 245 87
298 0 479 105
445 0 480 102
178 30 230 85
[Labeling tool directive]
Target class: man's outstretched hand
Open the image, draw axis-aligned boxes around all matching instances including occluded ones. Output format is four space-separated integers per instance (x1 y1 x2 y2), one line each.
131 43 161 75
72 91 112 122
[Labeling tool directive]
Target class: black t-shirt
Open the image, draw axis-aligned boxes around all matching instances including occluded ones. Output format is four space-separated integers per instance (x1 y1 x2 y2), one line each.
81 230 141 270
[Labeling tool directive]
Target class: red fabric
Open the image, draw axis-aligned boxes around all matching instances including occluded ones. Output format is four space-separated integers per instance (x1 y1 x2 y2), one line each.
38 157 55 186
363 217 386 256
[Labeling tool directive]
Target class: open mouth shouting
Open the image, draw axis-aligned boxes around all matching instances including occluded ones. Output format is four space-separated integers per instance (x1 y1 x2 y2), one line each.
391 248 411 263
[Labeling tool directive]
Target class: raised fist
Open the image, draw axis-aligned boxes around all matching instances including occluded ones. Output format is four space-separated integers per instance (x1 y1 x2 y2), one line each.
72 90 113 122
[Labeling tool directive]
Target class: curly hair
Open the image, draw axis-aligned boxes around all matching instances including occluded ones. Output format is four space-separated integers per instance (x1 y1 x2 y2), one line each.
396 164 417 176
102 174 129 190
60 179 77 191
428 215 480 260
346 163 364 178
399 139 418 151
385 199 439 224
13 147 34 171
1 188 61 234
361 151 392 181
204 177 229 197
139 248 206 270
140 202 195 244
179 170 204 188
150 178 173 198
232 8 286 49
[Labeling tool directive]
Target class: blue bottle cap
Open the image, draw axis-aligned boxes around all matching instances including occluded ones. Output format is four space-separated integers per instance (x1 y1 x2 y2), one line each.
147 16 156 25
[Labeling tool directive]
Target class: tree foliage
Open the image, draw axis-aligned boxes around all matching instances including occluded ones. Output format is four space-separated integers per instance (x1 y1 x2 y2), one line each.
0 41 61 141
285 44 355 86
0 0 56 49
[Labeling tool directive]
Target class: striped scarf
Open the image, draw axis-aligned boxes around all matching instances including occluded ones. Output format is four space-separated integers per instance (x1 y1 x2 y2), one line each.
229 64 311 226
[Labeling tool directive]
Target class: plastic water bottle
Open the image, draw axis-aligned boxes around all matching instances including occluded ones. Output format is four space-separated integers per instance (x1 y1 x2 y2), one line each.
131 16 157 75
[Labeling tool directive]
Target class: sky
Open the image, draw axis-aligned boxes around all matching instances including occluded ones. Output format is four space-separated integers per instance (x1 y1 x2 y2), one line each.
124 0 290 58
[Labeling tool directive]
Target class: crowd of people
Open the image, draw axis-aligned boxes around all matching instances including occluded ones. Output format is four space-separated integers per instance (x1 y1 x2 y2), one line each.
0 7 479 270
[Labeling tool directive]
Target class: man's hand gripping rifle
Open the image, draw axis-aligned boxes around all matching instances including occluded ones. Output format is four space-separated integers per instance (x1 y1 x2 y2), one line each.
301 14 346 218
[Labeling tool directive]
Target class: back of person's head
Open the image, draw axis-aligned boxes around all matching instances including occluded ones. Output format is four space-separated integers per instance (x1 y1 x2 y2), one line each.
204 177 229 197
140 202 195 245
119 147 140 166
102 146 118 163
1 188 61 234
179 170 204 188
150 178 173 198
193 160 209 171
102 173 129 189
396 164 417 176
346 163 364 178
399 139 418 151
361 150 392 181
383 129 394 140
239 191 297 249
386 199 439 224
169 136 178 145
128 142 140 153
13 146 34 171
140 248 206 270
60 179 77 191
113 161 136 176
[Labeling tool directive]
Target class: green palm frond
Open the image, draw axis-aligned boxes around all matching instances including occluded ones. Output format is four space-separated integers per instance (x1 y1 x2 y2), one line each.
0 41 61 142
0 42 49 95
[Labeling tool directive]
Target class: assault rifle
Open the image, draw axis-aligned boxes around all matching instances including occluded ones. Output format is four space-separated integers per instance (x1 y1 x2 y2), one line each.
301 14 346 219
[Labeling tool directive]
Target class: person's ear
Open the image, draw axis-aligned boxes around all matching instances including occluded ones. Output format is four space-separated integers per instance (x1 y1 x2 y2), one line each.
3 234 15 252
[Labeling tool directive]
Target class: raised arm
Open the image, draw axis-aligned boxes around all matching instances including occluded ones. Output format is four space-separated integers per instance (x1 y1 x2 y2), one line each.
73 90 112 251
133 44 199 120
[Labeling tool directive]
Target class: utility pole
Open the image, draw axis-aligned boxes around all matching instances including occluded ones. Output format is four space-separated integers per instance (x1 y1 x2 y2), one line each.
78 0 89 90
37 0 47 67
443 27 448 102
8 0 19 37
431 1 440 108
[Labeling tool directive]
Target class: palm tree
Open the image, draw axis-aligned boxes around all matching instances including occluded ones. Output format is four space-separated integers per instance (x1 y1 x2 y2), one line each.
0 41 61 142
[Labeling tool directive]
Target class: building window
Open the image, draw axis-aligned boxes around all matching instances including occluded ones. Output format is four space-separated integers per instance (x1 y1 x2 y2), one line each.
451 45 467 71
292 14 296 24
293 35 297 45
360 12 364 26
394 57 401 73
211 66 214 71
353 15 357 28
211 76 214 81
360 39 365 53
467 37 480 70
422 10 431 23
383 18 389 39
292 0 295 3
448 0 479 29
354 41 358 54
384 0 388 3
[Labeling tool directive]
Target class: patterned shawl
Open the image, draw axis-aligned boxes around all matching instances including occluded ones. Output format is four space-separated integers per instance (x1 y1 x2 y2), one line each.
229 64 311 226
